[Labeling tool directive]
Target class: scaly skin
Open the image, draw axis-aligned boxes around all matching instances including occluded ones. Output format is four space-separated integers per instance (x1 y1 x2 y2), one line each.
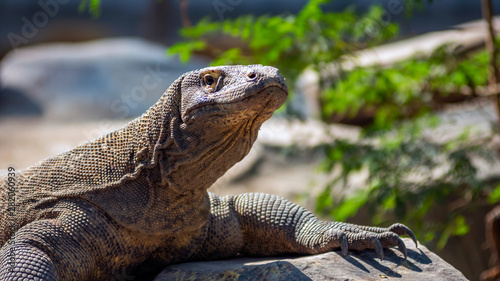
0 65 416 280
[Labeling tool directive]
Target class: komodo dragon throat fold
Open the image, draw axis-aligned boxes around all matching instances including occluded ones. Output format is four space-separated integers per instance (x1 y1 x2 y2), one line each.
0 65 417 281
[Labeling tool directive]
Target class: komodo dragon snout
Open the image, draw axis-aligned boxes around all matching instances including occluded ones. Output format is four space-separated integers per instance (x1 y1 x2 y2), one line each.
180 64 288 126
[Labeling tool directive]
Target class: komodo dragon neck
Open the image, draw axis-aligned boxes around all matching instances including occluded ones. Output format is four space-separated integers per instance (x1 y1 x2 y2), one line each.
11 65 288 236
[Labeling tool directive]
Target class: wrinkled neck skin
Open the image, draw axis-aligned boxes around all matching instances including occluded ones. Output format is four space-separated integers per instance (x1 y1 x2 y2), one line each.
160 99 271 196
118 94 272 236
153 65 287 198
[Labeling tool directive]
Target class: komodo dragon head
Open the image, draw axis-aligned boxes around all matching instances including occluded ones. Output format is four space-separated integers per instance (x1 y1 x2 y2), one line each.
161 65 288 192
177 65 287 148
180 65 288 127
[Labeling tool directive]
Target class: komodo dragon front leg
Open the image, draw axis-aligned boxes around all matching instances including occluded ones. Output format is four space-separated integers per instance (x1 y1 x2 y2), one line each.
194 193 417 261
0 199 159 281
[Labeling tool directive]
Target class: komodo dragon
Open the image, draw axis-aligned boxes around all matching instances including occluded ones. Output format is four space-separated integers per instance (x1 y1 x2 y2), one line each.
0 65 416 280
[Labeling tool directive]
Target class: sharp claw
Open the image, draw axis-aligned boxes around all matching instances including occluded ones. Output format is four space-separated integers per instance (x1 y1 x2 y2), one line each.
397 238 408 259
374 239 384 260
341 235 348 256
390 223 418 248
407 229 418 248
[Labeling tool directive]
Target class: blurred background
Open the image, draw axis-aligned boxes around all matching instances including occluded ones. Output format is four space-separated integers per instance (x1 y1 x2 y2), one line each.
1 0 500 280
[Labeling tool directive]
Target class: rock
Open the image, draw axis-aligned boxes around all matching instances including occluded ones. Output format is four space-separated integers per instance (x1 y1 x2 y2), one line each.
0 87 43 117
0 37 208 119
152 238 468 281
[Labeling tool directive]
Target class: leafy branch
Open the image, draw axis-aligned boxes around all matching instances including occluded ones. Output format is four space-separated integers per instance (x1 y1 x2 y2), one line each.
317 116 497 248
168 0 398 87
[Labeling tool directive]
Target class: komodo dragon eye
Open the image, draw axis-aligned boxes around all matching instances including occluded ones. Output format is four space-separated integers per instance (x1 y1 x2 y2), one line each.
204 74 215 86
201 70 222 93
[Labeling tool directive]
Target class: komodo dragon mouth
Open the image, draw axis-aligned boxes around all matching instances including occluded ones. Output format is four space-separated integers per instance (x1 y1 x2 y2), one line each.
181 84 288 125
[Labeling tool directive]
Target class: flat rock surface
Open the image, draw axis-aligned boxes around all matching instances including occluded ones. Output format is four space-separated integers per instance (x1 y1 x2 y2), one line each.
152 238 468 281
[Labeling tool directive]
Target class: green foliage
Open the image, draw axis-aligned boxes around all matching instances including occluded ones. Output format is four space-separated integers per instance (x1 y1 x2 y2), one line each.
168 0 398 85
79 0 167 18
322 45 490 131
489 184 500 204
168 40 206 63
168 0 498 248
78 0 101 18
318 43 496 245
318 41 495 248
317 115 496 248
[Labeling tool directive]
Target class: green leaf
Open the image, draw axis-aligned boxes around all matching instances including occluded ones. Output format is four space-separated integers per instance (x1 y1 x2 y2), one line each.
167 41 206 63
488 184 500 204
331 181 377 221
382 193 396 209
451 215 470 236
331 194 368 221
424 231 435 242
78 0 101 18
437 224 452 249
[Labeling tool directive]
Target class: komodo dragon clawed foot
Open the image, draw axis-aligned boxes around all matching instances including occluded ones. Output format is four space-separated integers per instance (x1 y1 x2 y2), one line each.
201 193 417 263
328 222 417 259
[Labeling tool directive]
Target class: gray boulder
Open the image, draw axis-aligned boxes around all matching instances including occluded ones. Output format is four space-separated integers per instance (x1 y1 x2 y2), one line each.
0 37 208 119
153 238 468 281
